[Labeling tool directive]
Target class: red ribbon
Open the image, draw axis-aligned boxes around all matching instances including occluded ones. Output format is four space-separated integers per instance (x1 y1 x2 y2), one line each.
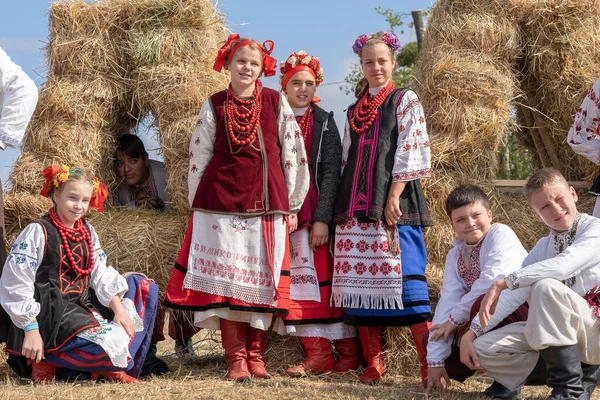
213 34 277 77
213 33 241 73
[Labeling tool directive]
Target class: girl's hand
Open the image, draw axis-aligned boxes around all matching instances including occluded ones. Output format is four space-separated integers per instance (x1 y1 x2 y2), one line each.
310 221 329 249
384 198 402 226
113 311 136 338
22 329 45 363
288 213 298 233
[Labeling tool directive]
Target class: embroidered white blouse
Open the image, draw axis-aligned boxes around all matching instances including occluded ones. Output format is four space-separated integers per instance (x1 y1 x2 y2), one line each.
471 214 600 336
427 224 527 367
341 87 431 181
187 92 309 211
0 47 38 149
0 222 128 329
567 79 600 164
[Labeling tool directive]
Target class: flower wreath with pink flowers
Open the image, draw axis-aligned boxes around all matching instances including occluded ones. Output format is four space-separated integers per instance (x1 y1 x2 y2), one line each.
279 50 323 86
352 31 401 54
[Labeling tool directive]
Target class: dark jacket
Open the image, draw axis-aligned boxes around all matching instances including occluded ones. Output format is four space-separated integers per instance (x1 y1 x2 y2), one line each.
311 104 342 225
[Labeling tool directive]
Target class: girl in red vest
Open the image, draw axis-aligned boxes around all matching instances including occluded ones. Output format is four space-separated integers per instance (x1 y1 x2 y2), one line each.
164 34 309 381
273 51 360 376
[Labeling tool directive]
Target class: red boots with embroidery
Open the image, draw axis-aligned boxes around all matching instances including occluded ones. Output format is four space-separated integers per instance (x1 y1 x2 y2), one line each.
246 326 271 379
31 361 57 384
410 321 431 388
220 319 251 382
90 371 138 383
332 337 361 373
358 326 385 384
285 337 336 376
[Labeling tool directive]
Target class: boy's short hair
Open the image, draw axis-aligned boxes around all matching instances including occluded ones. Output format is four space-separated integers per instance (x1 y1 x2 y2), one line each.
445 184 490 218
523 168 569 200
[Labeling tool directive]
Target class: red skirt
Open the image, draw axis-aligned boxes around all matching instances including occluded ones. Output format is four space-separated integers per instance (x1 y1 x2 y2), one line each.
164 215 290 316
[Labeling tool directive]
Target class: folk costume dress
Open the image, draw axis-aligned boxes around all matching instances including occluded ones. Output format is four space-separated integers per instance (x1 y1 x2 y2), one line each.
0 215 158 379
332 86 433 326
568 79 600 217
164 86 309 331
426 224 529 382
273 104 355 340
471 213 600 391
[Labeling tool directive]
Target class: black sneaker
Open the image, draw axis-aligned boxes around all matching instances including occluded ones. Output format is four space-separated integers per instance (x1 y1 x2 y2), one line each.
481 381 522 400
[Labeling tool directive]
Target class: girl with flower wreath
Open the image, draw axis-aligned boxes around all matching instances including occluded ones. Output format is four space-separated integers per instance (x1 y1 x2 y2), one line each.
163 34 309 382
0 166 159 383
331 32 433 385
272 51 360 376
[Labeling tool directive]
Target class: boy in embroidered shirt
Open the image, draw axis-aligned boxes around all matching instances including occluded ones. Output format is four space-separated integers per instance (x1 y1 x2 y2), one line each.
426 185 528 397
461 168 600 400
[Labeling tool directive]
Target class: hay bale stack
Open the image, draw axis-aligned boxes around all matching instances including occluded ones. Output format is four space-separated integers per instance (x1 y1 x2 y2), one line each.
519 0 600 181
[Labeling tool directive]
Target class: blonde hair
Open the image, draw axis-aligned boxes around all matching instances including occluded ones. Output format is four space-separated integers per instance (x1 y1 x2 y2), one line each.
523 167 569 200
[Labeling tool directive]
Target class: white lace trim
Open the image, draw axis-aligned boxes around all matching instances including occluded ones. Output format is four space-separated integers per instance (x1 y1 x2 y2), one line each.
272 319 357 340
183 273 276 306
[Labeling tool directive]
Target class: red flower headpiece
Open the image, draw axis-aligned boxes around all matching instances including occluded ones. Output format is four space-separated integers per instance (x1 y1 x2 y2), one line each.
40 165 108 212
213 33 277 77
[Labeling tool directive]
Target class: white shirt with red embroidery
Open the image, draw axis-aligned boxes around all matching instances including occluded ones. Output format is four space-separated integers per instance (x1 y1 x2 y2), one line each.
340 87 430 181
426 224 527 368
567 79 600 164
187 92 309 211
0 47 38 149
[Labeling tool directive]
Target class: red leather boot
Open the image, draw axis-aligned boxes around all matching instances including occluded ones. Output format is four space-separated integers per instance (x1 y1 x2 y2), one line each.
31 361 57 384
285 337 335 376
332 337 361 373
410 321 431 388
90 371 138 383
358 326 385 385
220 319 250 382
246 326 271 379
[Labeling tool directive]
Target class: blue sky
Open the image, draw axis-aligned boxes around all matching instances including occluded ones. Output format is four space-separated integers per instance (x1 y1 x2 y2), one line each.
0 0 433 186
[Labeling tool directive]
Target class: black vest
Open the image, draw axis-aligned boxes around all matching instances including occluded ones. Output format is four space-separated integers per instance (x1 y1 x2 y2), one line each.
6 216 112 354
333 88 433 227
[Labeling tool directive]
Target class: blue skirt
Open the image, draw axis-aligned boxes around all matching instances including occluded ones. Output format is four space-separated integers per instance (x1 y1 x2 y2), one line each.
344 225 432 327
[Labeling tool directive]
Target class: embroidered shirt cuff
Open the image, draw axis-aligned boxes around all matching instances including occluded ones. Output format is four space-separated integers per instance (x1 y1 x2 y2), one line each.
470 323 484 337
392 168 431 182
505 273 519 290
448 314 462 326
427 360 445 368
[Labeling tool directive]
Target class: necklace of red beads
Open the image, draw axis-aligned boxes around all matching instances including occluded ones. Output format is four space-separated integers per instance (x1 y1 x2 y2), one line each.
297 105 313 140
49 208 95 275
350 81 395 134
225 80 263 146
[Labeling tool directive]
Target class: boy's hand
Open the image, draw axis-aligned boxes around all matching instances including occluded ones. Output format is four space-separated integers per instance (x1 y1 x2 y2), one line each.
427 367 450 392
310 221 329 249
429 320 458 343
479 279 508 328
22 329 45 363
459 330 484 371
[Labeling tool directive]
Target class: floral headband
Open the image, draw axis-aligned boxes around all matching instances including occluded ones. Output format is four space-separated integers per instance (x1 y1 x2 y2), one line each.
213 33 277 77
279 51 324 87
352 32 401 55
40 165 109 212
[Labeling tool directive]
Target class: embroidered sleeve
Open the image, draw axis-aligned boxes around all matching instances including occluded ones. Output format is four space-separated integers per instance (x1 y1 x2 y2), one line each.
471 286 529 334
278 94 310 212
0 223 44 329
392 90 431 182
88 224 128 306
469 322 485 337
188 99 217 207
449 225 528 324
340 119 351 175
510 216 600 289
0 47 38 148
567 79 600 164
427 248 464 366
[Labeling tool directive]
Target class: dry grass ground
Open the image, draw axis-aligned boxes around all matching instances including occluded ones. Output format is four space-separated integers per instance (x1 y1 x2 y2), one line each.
0 321 597 400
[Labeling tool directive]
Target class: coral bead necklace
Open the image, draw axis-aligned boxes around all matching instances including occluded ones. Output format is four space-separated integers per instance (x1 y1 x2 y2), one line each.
350 81 395 134
297 105 313 139
49 208 95 275
225 80 262 146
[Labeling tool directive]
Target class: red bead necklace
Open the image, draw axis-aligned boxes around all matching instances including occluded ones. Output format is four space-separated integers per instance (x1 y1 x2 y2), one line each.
297 105 313 139
49 208 95 275
226 80 262 146
350 82 395 134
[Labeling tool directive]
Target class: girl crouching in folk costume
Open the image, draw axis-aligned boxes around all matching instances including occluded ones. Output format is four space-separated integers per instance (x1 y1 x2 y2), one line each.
163 34 309 381
0 166 159 383
272 51 360 376
332 32 433 385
